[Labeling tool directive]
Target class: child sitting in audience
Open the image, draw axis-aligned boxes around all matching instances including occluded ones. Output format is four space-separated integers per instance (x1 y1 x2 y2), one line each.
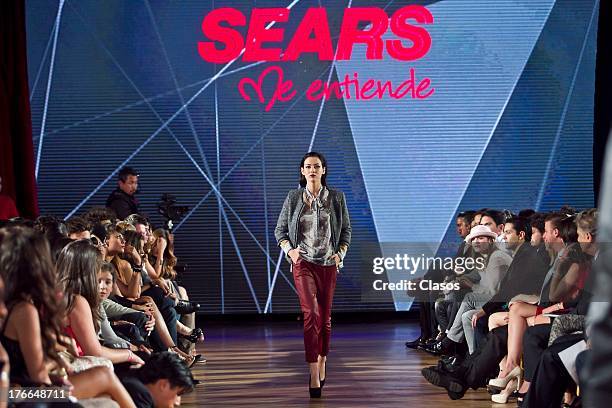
57 239 146 368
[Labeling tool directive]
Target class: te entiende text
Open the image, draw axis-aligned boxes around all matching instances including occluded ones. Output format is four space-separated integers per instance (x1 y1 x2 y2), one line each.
239 66 434 111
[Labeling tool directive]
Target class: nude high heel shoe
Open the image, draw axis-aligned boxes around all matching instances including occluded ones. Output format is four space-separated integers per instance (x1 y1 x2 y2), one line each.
488 366 522 390
491 378 518 403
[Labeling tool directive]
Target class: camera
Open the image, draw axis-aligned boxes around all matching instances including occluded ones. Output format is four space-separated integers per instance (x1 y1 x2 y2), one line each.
157 193 190 230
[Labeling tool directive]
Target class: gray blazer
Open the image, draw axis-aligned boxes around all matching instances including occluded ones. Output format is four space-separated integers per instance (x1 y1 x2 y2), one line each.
275 187 351 265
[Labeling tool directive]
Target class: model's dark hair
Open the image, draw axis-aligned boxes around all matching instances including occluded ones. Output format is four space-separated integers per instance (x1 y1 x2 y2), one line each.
118 166 139 183
56 239 102 332
0 226 70 368
138 351 195 392
299 152 327 188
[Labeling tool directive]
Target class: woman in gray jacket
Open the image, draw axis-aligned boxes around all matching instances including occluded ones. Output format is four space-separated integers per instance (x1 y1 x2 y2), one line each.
275 152 351 398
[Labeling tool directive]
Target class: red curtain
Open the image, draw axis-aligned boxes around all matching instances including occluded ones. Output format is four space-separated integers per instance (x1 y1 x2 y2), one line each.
0 0 39 219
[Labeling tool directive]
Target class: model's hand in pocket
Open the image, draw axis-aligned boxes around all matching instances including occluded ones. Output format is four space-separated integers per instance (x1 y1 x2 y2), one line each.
289 248 306 264
331 254 341 273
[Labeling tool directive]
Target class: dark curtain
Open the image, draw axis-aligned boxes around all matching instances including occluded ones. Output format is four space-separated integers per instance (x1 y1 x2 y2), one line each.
0 0 38 219
594 0 612 203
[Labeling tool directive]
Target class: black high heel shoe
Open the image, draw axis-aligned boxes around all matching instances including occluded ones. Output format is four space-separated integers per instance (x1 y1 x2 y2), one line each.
309 375 321 398
320 361 326 388
516 391 527 407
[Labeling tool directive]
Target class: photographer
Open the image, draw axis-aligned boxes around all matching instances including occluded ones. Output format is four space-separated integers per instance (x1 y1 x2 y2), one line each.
106 167 140 220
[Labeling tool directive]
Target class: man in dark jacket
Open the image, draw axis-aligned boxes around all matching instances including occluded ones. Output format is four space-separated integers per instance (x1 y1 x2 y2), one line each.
477 217 550 321
105 166 140 220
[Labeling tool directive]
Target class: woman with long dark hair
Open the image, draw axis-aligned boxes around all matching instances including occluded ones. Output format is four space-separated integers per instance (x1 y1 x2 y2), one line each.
149 229 203 349
275 152 351 398
0 227 136 406
57 239 145 366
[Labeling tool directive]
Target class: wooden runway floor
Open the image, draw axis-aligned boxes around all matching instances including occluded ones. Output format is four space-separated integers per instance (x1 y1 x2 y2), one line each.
182 320 499 407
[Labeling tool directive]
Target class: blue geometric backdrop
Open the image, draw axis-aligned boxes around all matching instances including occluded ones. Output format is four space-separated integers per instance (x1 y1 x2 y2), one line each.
27 0 598 313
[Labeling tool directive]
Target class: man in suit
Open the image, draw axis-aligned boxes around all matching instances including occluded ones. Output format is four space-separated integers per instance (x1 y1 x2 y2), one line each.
470 217 549 338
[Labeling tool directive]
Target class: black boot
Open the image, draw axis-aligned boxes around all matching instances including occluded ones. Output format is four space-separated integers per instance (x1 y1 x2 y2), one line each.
421 366 467 400
175 300 201 315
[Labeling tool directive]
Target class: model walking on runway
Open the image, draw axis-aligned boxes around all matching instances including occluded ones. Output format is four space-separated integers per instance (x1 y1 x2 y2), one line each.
275 152 352 398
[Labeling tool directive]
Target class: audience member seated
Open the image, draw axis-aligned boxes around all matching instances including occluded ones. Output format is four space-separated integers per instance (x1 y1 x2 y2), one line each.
33 215 68 243
97 262 153 355
519 209 598 406
150 229 204 350
99 262 156 351
57 239 146 368
487 213 589 400
99 224 197 364
123 352 194 408
479 210 506 245
406 211 476 350
0 276 13 404
469 217 549 353
0 226 136 407
85 206 117 226
419 211 481 354
66 215 92 240
438 225 512 355
528 212 551 266
420 207 597 406
0 203 203 407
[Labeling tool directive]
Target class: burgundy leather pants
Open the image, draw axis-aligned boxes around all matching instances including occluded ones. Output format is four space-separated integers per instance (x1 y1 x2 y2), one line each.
292 258 337 363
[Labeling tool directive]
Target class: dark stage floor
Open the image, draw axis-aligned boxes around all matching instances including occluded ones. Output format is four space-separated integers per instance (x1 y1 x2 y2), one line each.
182 320 497 407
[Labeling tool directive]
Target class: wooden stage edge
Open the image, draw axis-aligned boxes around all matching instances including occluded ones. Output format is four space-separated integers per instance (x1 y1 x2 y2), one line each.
182 321 500 407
